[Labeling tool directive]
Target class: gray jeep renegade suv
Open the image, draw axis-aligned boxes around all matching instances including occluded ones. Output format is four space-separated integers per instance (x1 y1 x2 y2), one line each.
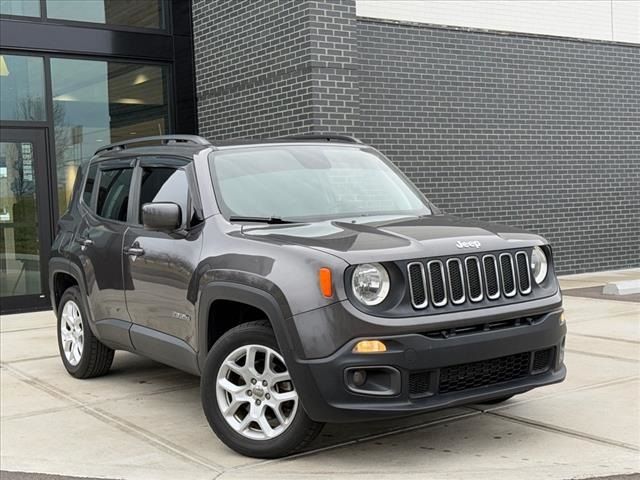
49 134 566 458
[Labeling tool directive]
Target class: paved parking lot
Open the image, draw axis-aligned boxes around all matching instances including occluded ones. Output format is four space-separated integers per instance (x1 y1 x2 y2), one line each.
1 269 639 480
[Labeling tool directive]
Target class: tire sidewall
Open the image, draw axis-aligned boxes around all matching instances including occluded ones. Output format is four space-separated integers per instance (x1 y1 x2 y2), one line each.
57 286 93 377
201 323 317 458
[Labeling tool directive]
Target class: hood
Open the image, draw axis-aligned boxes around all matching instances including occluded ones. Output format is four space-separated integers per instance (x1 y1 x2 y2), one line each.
241 214 547 264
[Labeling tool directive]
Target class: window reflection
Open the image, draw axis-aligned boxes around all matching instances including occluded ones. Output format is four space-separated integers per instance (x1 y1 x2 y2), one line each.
0 55 46 121
0 141 41 297
51 59 169 213
46 0 165 29
0 0 40 17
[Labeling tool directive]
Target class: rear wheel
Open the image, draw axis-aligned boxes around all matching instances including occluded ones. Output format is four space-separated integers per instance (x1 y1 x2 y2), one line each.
57 286 114 378
201 320 323 458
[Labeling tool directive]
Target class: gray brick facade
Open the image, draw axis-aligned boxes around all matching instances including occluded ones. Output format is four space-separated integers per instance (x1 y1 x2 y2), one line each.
192 1 640 274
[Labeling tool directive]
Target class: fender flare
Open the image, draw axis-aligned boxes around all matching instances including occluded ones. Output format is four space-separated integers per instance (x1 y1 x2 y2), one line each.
196 281 300 372
48 257 99 337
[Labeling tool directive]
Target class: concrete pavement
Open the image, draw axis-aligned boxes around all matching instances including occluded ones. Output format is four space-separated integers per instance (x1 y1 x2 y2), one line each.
1 269 639 480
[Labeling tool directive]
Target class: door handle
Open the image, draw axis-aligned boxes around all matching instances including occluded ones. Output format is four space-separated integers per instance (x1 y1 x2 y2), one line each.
77 237 93 250
124 246 145 257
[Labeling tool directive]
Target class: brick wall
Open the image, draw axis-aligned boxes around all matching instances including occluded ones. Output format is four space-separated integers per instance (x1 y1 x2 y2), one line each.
192 0 316 138
192 0 359 138
191 2 640 274
356 19 639 274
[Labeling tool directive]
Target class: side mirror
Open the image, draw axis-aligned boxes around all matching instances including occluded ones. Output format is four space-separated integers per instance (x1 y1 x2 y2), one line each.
142 202 182 232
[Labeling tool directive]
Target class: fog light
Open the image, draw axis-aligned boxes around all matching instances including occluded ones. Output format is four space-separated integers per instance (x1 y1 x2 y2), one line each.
559 313 566 326
352 369 367 386
353 340 387 353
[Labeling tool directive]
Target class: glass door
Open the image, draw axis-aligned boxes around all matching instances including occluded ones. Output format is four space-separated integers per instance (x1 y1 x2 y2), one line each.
0 128 51 313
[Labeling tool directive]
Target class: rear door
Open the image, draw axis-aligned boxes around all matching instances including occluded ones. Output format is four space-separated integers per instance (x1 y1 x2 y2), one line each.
123 157 204 356
75 158 135 329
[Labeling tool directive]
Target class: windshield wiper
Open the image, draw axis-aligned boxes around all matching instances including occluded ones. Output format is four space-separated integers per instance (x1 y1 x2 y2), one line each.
228 216 297 225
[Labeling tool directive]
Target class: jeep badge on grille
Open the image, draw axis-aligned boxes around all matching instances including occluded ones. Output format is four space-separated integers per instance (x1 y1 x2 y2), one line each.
456 240 482 249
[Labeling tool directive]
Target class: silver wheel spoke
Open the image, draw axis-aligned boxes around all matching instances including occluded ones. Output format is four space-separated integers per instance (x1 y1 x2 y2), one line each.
236 415 252 433
271 405 286 426
218 377 244 394
272 390 297 402
73 343 82 363
223 397 246 417
60 328 73 343
269 371 291 385
257 414 276 439
224 360 246 378
245 345 259 376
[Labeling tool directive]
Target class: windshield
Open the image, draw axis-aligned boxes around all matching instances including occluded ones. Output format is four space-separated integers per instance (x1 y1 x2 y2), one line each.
209 145 432 221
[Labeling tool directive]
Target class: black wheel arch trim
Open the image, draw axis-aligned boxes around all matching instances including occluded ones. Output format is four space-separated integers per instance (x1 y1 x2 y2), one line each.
48 257 99 338
198 281 320 418
197 281 301 369
196 281 326 417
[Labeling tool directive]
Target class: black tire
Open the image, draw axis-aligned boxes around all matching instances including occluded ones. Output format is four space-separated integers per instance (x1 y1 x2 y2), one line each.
480 395 514 405
201 320 323 458
57 286 114 379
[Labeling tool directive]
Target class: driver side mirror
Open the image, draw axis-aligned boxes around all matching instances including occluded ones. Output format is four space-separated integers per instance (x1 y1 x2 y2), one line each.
142 202 182 232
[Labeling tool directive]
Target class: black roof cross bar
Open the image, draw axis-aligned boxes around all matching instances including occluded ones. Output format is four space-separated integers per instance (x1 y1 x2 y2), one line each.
95 135 212 155
276 134 363 144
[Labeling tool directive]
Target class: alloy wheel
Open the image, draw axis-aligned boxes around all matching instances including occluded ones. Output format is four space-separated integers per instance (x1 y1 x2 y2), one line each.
216 344 298 440
60 300 84 366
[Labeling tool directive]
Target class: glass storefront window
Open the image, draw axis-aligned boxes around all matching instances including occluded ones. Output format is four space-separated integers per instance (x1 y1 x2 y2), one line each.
50 58 169 213
0 140 42 297
46 0 166 29
0 55 46 121
0 0 40 17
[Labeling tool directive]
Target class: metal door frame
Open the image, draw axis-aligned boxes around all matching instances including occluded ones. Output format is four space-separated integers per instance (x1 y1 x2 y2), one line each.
0 127 52 313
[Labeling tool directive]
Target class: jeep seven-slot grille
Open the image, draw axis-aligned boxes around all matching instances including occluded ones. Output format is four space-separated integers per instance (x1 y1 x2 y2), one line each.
407 251 531 310
408 348 555 397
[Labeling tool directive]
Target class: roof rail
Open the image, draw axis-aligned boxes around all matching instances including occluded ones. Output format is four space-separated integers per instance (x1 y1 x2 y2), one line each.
95 135 211 155
276 134 363 144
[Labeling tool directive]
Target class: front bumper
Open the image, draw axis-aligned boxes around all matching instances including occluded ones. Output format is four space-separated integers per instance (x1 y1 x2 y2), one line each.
287 294 566 423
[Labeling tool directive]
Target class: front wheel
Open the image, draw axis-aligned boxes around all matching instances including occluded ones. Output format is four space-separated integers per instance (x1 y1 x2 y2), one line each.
201 320 323 458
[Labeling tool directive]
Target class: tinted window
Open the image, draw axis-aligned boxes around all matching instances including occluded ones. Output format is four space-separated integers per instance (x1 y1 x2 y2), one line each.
46 0 165 29
96 168 133 221
82 164 98 206
139 167 188 225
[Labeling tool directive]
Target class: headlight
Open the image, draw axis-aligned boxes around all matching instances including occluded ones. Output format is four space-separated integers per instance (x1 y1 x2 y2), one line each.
351 263 390 306
531 246 548 284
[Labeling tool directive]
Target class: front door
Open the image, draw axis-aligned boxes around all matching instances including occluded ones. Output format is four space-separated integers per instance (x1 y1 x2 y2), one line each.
123 159 202 351
0 128 51 313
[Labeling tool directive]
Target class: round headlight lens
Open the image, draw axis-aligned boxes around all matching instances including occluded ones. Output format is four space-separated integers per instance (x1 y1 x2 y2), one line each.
351 263 390 306
531 246 548 284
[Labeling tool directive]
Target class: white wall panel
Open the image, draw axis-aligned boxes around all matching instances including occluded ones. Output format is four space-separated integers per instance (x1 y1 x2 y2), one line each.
356 0 640 44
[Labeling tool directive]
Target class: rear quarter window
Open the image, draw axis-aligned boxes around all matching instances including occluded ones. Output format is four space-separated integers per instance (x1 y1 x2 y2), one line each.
96 167 134 222
82 164 98 207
